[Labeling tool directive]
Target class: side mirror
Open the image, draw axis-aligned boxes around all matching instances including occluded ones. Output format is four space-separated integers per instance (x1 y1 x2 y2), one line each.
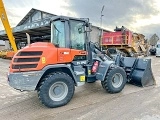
85 22 89 27
86 23 92 32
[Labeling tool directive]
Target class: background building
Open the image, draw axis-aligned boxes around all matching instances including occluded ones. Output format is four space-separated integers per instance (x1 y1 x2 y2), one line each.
0 8 110 49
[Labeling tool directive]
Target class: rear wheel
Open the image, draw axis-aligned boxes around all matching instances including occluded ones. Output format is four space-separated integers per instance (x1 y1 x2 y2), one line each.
38 72 75 108
101 67 127 93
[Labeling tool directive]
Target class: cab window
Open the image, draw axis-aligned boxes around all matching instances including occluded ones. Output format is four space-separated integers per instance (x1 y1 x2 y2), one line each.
51 21 65 47
70 20 85 50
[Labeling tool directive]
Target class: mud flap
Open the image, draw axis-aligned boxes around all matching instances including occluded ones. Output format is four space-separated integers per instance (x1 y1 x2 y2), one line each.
129 58 156 87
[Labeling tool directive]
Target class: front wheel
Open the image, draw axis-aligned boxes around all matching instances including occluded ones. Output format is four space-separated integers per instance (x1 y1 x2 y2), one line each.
38 72 75 108
101 67 127 93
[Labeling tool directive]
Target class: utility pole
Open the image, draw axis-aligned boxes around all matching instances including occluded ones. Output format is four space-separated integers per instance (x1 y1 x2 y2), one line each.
100 5 104 50
100 5 104 28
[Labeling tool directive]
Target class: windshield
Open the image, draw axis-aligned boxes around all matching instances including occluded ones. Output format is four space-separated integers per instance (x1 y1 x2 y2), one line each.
70 20 85 50
51 21 65 47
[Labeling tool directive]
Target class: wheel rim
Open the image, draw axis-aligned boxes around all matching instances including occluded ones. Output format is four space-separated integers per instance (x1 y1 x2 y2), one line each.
111 73 123 88
49 81 68 101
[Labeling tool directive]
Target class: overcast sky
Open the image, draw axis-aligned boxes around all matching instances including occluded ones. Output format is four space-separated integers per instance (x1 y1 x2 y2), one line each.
0 0 160 39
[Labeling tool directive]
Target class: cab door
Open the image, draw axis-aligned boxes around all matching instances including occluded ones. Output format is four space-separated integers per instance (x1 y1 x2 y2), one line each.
57 48 72 63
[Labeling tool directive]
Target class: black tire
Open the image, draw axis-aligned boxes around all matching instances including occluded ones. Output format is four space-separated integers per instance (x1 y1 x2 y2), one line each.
101 67 127 93
37 72 75 108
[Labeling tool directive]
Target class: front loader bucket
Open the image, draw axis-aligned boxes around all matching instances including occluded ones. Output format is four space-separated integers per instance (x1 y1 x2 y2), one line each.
129 58 156 87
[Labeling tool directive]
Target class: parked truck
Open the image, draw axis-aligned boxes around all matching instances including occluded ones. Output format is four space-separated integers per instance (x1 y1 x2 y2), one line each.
148 34 159 55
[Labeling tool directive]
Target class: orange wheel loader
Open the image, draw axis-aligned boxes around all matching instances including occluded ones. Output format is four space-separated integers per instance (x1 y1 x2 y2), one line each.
7 16 155 108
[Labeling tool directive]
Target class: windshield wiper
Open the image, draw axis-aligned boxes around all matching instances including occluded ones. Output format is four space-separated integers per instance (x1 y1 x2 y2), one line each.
53 24 61 33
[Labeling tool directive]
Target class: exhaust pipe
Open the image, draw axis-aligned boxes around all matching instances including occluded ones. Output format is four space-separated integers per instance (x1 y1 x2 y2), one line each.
26 33 30 45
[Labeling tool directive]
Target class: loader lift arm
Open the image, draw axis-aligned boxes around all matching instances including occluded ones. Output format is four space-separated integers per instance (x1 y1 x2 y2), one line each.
0 0 17 52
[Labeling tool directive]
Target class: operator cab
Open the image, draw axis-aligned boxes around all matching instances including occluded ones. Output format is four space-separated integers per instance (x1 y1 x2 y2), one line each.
50 16 90 50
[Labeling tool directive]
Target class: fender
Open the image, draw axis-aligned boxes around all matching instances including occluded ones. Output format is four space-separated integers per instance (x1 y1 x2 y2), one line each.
42 64 78 85
96 60 115 81
8 64 78 91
